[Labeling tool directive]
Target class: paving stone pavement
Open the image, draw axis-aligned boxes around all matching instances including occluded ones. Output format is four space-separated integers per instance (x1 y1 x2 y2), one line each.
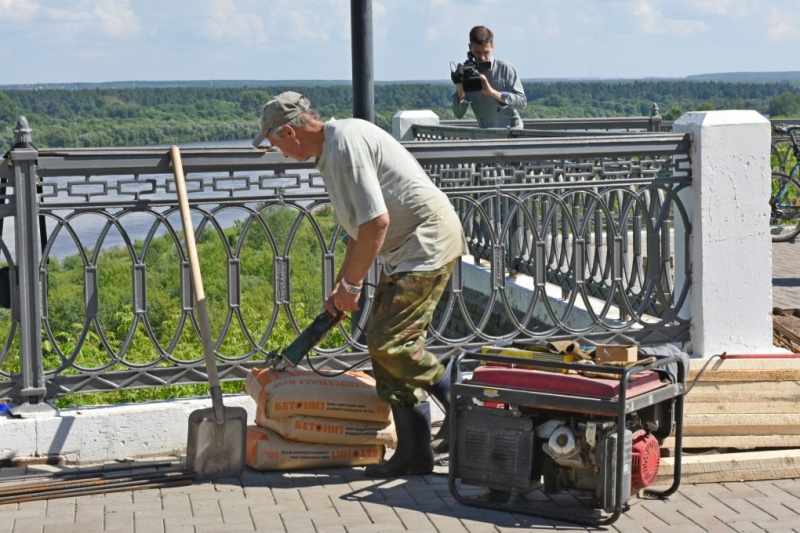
2 459 800 533
2 240 800 533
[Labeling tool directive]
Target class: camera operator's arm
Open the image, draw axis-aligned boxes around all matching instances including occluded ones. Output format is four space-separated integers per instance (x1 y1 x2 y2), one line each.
452 85 470 119
488 63 526 110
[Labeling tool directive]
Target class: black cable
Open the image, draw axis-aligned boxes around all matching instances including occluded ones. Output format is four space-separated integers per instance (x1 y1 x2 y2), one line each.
303 280 378 377
305 312 371 377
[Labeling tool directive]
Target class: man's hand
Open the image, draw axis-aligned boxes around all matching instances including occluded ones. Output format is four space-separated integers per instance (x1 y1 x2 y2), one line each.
324 283 361 315
478 73 506 104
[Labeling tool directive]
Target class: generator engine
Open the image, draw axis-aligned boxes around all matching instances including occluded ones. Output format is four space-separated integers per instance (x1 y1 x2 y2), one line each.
536 418 661 510
455 404 667 512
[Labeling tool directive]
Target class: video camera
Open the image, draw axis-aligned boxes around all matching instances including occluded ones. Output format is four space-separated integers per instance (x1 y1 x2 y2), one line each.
451 52 491 93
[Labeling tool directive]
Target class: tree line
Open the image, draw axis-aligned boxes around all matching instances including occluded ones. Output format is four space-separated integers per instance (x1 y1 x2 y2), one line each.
1 80 799 153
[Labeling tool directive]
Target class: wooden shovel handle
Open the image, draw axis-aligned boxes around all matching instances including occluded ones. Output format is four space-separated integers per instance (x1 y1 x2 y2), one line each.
171 146 223 396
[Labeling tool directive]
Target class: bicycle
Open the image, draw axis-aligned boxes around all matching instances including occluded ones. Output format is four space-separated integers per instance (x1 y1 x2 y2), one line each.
770 124 800 242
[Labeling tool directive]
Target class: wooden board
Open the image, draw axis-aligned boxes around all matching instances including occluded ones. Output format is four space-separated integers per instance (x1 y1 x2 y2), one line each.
689 358 800 371
687 381 800 392
660 449 800 473
654 362 800 481
688 369 800 382
683 391 800 403
684 426 800 437
655 449 800 484
663 434 800 449
656 466 800 484
684 413 800 426
683 402 800 414
684 412 800 427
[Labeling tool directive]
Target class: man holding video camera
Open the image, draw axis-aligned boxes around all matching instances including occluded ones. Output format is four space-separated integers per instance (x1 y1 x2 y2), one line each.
452 26 527 129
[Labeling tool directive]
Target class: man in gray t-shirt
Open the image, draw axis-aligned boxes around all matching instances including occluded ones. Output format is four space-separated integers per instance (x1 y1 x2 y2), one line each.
253 92 468 477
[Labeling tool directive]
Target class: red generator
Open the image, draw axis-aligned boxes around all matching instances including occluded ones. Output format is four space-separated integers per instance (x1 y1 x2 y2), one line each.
447 349 685 526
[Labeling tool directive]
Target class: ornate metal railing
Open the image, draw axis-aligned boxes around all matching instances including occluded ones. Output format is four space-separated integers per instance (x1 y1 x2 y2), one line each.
437 103 669 134
431 112 793 172
0 118 692 412
771 119 800 172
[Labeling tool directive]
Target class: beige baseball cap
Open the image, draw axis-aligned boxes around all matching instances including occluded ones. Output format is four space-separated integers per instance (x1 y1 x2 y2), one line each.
252 91 311 147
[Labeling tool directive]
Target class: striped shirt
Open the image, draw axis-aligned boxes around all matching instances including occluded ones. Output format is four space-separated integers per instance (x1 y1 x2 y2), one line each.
452 58 527 129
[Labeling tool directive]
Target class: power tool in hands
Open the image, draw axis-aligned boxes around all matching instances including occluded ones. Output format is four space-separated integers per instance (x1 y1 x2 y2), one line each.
264 310 343 370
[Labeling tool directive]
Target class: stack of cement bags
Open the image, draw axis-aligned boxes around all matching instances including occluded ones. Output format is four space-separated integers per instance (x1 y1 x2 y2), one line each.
243 366 396 471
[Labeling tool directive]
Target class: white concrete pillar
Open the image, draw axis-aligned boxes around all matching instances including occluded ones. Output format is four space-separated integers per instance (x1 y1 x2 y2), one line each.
673 111 773 356
392 110 439 141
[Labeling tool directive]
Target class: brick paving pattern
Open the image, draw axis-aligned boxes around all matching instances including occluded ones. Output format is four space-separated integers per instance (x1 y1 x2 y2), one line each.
2 464 800 532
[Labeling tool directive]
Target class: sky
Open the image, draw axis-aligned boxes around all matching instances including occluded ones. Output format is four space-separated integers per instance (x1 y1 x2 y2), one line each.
0 0 798 86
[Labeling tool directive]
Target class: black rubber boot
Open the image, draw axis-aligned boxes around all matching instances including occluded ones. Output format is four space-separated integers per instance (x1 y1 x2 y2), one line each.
426 358 463 455
364 403 434 477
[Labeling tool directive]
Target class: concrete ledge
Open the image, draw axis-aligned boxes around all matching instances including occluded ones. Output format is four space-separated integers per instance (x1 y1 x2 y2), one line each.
0 395 256 464
1 392 447 465
461 260 626 330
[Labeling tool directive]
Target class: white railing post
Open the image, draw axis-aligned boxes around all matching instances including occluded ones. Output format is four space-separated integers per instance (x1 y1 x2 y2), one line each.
392 110 439 141
673 111 773 356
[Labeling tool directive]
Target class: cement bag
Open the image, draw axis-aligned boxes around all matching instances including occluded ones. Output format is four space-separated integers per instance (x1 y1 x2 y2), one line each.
246 425 383 471
260 414 397 446
244 366 391 422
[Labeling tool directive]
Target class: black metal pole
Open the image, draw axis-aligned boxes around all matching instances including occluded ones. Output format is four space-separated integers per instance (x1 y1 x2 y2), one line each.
351 0 374 123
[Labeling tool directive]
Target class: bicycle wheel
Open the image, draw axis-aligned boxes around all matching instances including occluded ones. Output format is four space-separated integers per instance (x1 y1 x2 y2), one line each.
770 171 800 242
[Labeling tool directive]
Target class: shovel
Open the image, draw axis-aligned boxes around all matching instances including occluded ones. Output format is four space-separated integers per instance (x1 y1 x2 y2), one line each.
171 145 247 479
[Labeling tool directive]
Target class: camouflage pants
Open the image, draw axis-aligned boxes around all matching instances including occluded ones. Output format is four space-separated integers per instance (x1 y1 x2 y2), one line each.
367 259 456 407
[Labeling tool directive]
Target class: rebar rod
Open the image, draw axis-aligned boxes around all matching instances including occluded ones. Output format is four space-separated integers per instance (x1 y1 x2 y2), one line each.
0 470 192 504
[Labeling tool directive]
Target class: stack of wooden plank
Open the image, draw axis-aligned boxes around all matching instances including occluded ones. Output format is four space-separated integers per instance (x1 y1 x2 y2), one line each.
656 354 800 485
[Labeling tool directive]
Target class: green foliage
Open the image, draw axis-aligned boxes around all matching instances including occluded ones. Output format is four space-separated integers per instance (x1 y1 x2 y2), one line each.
663 107 685 121
769 92 800 118
1 81 799 150
1 206 345 408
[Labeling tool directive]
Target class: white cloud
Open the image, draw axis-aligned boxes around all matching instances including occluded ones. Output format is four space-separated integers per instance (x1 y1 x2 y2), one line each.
426 26 440 41
766 9 799 42
0 0 797 84
529 12 560 39
94 0 140 38
0 0 39 20
373 2 388 41
685 0 750 17
1 0 37 22
204 0 267 45
633 0 709 35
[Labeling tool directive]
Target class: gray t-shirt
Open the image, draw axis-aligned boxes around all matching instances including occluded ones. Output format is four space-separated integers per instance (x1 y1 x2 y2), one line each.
315 118 468 274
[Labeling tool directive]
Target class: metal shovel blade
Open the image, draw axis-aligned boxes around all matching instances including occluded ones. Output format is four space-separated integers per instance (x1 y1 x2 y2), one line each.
186 404 248 479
